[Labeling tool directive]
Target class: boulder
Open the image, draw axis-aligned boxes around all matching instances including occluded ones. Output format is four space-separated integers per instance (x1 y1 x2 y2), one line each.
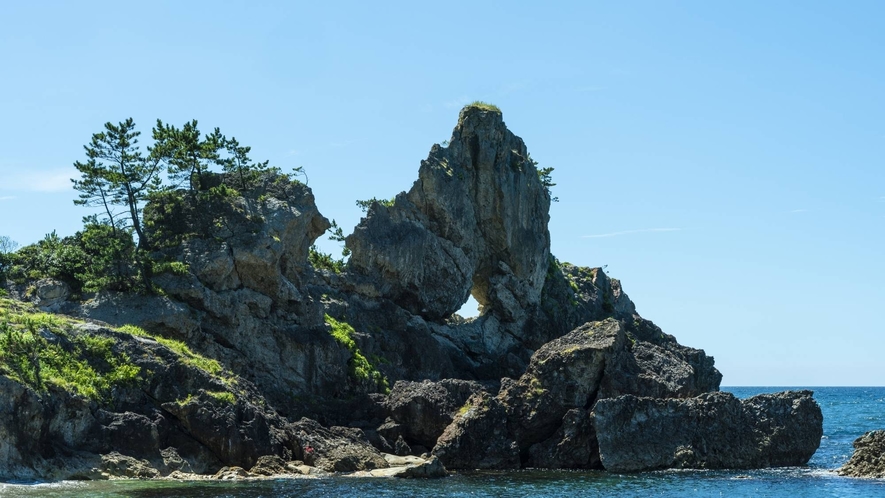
591 390 823 472
385 379 487 448
291 418 389 472
838 430 885 478
432 392 519 470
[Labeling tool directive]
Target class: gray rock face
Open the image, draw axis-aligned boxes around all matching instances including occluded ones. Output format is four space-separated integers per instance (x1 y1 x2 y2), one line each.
591 390 823 472
346 106 551 323
838 430 885 478
291 418 389 472
385 379 488 449
433 392 520 470
432 318 725 470
0 322 300 481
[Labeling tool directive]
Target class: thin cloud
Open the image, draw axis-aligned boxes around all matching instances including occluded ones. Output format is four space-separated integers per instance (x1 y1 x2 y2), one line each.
577 86 606 92
444 97 471 109
789 209 808 213
582 228 682 239
0 196 16 201
3 169 73 193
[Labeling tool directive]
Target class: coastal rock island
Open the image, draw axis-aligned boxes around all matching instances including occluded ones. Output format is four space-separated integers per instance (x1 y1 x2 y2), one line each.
0 104 822 480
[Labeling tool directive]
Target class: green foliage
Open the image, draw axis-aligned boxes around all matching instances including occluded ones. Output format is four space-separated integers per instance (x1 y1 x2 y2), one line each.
72 118 163 248
355 197 395 213
116 324 223 376
466 101 502 113
309 246 345 274
206 390 236 404
1 225 140 293
0 298 141 401
324 314 390 393
525 153 558 203
152 260 190 276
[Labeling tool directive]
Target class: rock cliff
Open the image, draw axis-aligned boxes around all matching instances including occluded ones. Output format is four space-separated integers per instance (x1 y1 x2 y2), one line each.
0 103 823 480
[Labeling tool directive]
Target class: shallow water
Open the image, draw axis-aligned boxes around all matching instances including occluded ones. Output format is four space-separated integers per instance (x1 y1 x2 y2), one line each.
3 387 884 497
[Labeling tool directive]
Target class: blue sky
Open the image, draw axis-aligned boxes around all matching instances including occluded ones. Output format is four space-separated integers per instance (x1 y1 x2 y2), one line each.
1 1 882 385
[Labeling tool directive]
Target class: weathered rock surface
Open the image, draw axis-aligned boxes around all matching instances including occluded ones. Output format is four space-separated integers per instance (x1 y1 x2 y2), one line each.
432 318 724 469
385 379 488 449
0 104 824 480
346 106 551 324
591 391 823 472
290 418 389 472
838 430 885 478
433 392 520 470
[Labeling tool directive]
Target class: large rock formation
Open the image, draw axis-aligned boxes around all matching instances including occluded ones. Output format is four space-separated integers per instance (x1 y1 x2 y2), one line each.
0 103 824 480
838 430 885 478
592 391 823 472
432 318 724 470
346 107 551 324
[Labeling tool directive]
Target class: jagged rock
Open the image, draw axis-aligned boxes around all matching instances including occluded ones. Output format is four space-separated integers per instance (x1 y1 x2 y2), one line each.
385 379 487 448
431 318 726 470
100 452 160 479
591 391 823 472
248 455 288 476
346 106 551 323
212 466 251 480
291 418 389 472
526 408 598 469
433 392 519 470
838 430 885 478
0 321 298 481
31 278 70 312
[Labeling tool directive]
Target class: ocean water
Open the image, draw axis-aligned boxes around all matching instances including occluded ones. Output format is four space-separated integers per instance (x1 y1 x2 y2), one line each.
2 387 884 497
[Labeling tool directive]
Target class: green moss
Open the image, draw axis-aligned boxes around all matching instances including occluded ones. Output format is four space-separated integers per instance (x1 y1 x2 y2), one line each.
457 402 471 416
0 298 142 401
324 314 390 393
466 101 502 113
117 324 222 376
206 390 236 404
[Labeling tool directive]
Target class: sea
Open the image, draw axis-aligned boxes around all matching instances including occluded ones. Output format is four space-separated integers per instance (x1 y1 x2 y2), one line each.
2 387 883 497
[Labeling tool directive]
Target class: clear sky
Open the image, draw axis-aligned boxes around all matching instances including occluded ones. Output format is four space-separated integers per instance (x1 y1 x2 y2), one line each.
1 1 882 386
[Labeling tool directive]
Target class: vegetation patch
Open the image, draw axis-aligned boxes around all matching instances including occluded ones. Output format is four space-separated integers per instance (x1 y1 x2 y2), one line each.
116 324 223 377
206 390 236 404
324 314 390 393
466 101 502 113
0 298 141 401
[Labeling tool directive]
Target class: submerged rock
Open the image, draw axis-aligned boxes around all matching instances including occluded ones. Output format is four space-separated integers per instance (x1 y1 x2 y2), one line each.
838 430 885 478
591 391 823 472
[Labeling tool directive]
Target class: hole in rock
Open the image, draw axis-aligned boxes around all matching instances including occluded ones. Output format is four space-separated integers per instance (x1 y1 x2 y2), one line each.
455 294 481 319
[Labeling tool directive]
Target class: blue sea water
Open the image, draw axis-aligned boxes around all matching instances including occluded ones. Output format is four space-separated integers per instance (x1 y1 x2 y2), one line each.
2 387 884 497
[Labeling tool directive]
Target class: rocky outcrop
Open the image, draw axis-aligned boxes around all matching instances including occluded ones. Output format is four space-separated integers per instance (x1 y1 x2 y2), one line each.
346 106 551 324
592 391 823 472
289 419 389 472
0 318 383 481
838 430 885 478
384 379 488 449
0 103 825 480
431 318 725 469
433 392 520 470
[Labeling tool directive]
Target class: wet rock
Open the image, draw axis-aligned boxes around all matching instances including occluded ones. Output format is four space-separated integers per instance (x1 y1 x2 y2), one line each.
838 430 885 478
100 452 160 479
291 418 389 472
591 390 823 472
